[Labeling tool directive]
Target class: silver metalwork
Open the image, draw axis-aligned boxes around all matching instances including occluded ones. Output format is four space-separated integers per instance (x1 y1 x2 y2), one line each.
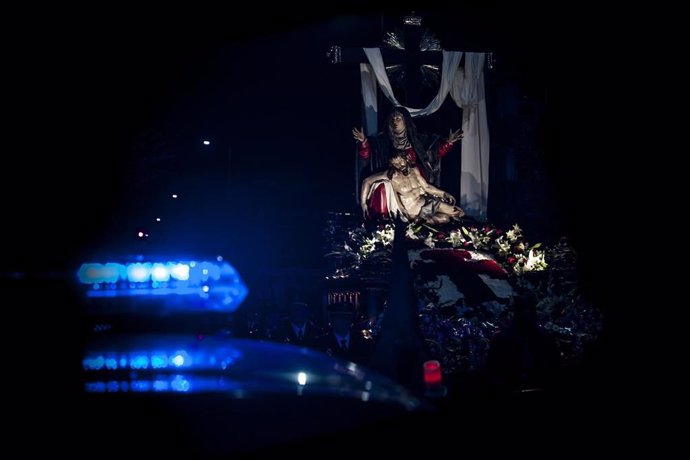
420 30 441 52
404 13 422 26
385 65 405 86
383 30 404 50
382 27 441 88
421 65 440 87
327 45 342 64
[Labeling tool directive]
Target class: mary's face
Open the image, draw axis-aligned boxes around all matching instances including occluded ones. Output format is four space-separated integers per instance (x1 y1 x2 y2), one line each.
390 112 405 133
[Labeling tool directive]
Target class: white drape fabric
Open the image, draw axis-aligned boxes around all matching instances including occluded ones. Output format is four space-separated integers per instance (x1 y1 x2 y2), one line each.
450 52 489 219
362 48 462 118
360 63 378 136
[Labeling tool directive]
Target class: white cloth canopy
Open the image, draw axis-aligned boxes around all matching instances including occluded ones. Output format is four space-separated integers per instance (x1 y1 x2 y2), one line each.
363 48 462 118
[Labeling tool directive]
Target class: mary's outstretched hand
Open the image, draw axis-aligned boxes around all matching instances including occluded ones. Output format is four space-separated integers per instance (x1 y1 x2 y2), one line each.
447 128 463 144
352 127 366 143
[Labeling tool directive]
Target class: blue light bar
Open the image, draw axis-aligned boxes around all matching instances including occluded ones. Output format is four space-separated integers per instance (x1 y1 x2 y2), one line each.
77 258 248 312
81 337 423 410
83 346 240 372
85 375 234 393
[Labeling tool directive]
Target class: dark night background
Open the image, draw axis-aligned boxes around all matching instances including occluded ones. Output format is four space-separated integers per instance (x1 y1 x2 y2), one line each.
6 8 628 302
4 7 637 445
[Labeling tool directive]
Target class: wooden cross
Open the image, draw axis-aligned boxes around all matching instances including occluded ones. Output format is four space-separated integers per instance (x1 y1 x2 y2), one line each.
328 13 444 107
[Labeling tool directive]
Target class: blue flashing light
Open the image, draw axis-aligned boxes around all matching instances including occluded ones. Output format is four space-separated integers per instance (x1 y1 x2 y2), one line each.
105 357 118 370
127 263 151 283
150 263 170 282
150 353 168 369
86 377 218 394
170 375 190 392
153 380 169 391
107 381 120 392
131 380 152 392
78 263 124 284
77 259 248 311
86 382 106 393
82 341 418 396
169 263 190 281
188 264 202 284
86 347 245 372
171 350 191 368
83 355 105 371
220 355 238 370
130 355 149 369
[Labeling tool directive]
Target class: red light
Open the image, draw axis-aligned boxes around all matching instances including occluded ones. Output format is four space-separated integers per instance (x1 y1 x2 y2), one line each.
423 360 442 387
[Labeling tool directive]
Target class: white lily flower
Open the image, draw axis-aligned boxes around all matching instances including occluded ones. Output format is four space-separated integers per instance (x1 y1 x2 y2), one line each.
406 226 420 240
524 249 547 272
449 229 463 247
495 236 511 255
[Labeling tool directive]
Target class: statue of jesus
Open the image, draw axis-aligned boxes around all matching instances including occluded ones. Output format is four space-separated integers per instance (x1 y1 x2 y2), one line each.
360 153 464 225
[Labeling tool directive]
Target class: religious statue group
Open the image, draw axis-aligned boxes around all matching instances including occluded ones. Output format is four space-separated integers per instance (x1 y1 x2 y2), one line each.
353 106 465 224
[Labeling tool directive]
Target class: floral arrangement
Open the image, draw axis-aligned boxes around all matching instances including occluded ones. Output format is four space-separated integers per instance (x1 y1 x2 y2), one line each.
514 238 604 367
324 219 547 279
324 218 603 377
405 222 547 276
413 235 603 374
323 222 395 280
